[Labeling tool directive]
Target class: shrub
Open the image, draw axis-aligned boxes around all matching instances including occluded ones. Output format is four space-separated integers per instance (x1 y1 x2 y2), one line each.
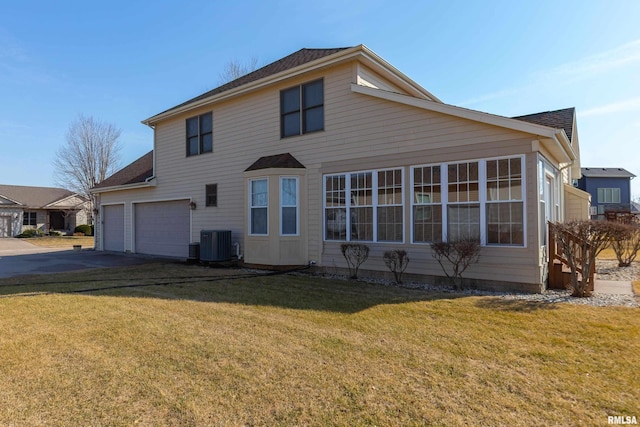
74 224 93 236
431 238 480 290
340 243 370 280
609 223 640 267
48 230 62 237
383 250 410 284
17 229 43 238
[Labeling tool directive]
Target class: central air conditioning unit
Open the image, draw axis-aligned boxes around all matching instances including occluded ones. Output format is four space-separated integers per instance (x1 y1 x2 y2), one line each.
200 230 232 262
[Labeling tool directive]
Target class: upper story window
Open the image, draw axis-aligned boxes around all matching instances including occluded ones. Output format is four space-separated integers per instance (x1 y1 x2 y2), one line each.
597 188 621 204
280 79 324 138
186 112 213 156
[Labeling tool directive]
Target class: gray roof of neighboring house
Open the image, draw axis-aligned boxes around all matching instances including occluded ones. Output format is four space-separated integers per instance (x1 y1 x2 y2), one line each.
511 107 575 142
580 167 636 178
92 151 154 189
0 185 82 208
156 48 352 118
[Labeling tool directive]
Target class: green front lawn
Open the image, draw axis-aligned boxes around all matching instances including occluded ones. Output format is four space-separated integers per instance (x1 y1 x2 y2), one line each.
0 264 637 425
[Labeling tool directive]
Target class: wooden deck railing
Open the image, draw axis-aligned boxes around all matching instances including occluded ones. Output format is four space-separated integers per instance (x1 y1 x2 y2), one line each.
548 222 595 290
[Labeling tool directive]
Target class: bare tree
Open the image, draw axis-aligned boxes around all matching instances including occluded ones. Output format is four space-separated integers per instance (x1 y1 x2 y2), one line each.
552 220 615 297
54 115 122 222
218 57 260 84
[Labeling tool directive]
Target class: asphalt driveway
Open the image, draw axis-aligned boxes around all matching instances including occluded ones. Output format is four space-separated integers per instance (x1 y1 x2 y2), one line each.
0 238 162 279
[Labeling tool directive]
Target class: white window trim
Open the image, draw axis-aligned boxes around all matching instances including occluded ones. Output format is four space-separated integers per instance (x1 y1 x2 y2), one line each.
376 168 405 243
323 167 404 243
597 187 621 204
280 176 299 236
324 156 526 247
410 164 444 244
249 178 268 236
484 157 526 247
410 155 526 247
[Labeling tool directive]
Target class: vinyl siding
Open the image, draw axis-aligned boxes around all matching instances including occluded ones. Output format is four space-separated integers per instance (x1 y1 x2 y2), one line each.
99 59 569 290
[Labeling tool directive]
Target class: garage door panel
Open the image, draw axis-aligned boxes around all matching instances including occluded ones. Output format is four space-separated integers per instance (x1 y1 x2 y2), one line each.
103 205 124 252
135 200 190 258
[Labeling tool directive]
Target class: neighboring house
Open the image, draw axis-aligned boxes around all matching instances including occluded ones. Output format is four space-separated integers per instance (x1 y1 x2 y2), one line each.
576 167 636 220
91 44 590 292
0 184 89 237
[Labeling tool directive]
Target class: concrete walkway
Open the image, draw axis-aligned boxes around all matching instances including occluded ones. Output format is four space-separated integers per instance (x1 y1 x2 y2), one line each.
594 279 634 295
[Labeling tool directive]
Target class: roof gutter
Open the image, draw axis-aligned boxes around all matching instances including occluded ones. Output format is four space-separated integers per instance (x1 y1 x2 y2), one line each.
90 177 156 195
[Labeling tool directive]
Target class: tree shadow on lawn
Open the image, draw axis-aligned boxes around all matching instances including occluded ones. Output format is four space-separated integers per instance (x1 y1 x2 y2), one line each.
0 262 482 314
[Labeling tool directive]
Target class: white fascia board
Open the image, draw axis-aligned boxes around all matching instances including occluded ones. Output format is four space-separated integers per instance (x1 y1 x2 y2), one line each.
0 194 22 205
90 178 156 195
43 193 87 208
142 44 441 126
358 46 442 102
351 83 576 162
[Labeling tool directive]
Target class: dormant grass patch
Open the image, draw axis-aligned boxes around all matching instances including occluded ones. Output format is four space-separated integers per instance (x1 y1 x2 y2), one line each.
23 235 95 249
0 263 637 425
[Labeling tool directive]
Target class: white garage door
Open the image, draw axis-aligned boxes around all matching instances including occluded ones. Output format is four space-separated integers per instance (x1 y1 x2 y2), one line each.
103 205 125 252
134 200 190 258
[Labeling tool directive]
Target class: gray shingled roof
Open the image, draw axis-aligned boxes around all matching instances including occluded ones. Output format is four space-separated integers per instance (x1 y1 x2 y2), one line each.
155 48 352 118
0 185 80 208
512 107 575 142
581 167 636 178
92 151 154 189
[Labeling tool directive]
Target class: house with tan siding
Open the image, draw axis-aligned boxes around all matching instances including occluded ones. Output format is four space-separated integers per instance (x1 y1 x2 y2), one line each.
91 45 590 292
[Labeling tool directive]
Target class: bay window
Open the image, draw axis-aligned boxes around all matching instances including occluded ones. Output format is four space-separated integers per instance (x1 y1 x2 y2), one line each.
249 179 268 235
281 177 298 235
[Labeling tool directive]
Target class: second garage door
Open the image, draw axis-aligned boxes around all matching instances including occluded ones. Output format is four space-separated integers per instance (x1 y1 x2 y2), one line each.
134 200 190 258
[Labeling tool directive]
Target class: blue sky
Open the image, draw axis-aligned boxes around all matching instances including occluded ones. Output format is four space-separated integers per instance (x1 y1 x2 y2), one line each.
1 0 640 197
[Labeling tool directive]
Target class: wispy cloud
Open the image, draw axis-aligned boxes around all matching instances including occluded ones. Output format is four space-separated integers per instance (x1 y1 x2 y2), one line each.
457 88 521 107
459 39 640 107
0 30 28 61
0 30 56 86
581 97 640 117
541 39 640 83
